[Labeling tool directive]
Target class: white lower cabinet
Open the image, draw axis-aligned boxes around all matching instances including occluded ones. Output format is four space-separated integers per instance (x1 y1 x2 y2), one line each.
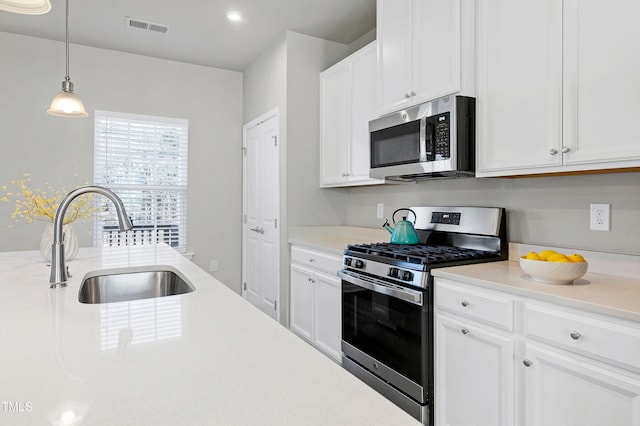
435 314 514 426
290 245 342 362
435 277 640 426
522 343 640 426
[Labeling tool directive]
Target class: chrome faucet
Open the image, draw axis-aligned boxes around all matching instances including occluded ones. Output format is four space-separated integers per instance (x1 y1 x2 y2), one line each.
50 186 133 288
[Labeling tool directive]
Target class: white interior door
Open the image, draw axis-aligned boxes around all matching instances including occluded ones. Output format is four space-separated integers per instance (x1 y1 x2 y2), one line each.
242 109 280 321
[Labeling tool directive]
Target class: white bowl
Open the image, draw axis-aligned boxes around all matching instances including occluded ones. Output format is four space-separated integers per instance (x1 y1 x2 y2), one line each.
519 257 588 284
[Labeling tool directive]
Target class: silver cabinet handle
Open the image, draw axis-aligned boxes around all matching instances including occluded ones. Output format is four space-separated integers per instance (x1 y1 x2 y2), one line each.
523 359 533 367
570 331 581 340
461 328 470 335
461 300 470 307
309 258 315 263
405 93 411 99
410 91 416 96
250 227 259 233
562 146 571 153
549 148 558 155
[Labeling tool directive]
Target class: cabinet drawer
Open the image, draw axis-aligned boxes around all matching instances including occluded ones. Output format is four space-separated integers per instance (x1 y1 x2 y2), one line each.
524 302 640 372
435 278 514 332
291 246 342 276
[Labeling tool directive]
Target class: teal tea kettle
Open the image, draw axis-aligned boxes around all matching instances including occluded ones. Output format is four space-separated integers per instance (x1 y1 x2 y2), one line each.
383 208 420 245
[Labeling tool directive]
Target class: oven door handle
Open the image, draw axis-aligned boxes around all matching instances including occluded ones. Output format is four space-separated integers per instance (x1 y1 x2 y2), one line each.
339 270 423 306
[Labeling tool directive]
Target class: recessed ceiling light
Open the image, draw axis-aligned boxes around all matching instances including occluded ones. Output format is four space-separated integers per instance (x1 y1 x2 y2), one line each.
226 10 242 22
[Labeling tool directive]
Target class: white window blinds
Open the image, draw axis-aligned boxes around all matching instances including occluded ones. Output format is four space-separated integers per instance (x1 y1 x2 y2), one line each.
94 110 188 252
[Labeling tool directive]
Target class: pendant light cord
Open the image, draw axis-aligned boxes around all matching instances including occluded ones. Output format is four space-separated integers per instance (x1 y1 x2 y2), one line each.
65 0 70 81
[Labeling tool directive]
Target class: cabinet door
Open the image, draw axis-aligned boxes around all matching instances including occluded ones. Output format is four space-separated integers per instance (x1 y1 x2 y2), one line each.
320 62 348 186
412 0 461 105
562 0 640 168
522 343 640 426
435 314 514 426
290 264 314 342
312 271 342 362
476 0 563 176
348 42 382 185
377 0 413 115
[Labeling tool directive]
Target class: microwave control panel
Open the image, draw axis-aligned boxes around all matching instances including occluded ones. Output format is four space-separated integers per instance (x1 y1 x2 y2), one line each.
431 112 450 160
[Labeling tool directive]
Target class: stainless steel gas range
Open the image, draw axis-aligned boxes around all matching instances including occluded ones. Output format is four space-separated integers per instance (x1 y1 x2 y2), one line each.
339 206 507 425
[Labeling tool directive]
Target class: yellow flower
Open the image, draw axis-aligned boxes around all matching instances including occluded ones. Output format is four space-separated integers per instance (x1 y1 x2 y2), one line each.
1 175 96 225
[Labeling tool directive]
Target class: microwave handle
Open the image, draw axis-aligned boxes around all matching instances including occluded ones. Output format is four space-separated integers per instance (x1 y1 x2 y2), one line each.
339 270 424 306
419 117 427 162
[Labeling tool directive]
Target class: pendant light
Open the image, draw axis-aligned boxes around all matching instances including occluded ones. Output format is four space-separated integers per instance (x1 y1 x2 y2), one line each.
47 0 88 117
0 0 51 15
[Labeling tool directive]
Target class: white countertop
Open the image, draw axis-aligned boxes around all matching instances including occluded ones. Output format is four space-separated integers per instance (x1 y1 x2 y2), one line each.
433 261 640 322
288 226 389 255
0 245 420 426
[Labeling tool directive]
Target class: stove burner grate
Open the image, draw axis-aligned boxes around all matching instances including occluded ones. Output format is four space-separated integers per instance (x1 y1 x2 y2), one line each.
346 242 499 265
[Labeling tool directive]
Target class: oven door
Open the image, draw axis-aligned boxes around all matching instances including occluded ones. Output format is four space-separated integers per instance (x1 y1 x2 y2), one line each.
340 269 432 404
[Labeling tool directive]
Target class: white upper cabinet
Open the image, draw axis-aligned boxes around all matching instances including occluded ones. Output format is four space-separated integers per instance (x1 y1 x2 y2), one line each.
320 41 384 187
476 0 563 175
562 0 640 167
477 0 640 177
376 0 472 116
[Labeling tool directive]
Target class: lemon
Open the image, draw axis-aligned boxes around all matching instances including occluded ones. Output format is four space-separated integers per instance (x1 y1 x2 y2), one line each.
568 253 586 263
525 251 541 261
548 253 570 262
539 249 557 261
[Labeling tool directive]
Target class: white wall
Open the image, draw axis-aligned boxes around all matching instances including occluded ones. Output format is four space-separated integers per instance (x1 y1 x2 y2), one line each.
0 32 243 288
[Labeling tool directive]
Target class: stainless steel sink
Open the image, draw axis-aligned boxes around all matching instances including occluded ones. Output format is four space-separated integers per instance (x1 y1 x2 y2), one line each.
78 267 195 304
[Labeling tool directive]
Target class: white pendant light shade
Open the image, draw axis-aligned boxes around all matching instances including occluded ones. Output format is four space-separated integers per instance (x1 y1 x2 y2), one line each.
0 0 51 15
47 79 88 117
47 0 88 118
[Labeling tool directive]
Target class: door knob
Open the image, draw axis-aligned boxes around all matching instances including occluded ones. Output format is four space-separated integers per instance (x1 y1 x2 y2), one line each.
562 146 571 153
549 148 558 155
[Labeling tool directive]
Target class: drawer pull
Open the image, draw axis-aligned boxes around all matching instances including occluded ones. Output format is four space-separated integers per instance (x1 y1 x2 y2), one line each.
523 359 533 367
309 258 315 263
570 331 581 340
461 300 470 307
461 328 470 335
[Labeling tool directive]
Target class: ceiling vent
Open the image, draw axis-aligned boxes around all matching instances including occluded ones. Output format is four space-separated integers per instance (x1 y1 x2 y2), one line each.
125 17 169 35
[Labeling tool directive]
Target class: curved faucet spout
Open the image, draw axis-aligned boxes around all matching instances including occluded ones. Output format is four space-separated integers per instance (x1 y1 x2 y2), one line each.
50 186 133 289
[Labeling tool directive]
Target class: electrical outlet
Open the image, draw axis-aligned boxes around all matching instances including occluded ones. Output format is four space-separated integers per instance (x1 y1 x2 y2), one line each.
376 203 384 219
590 204 610 231
209 259 219 272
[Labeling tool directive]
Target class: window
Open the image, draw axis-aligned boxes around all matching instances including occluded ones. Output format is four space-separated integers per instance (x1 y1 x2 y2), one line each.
93 110 188 252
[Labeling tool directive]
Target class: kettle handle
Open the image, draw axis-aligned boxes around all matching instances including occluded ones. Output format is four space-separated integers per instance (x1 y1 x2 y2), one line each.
392 208 417 225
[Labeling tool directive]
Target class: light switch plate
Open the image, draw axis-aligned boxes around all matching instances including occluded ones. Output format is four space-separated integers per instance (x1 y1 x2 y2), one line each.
376 203 384 219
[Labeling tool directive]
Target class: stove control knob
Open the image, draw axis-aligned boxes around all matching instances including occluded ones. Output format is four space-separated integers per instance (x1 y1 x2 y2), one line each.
388 268 399 278
402 271 414 281
344 258 352 267
354 259 365 269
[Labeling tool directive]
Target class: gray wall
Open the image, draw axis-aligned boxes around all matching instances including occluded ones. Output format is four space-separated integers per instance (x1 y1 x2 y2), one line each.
0 32 243 287
243 31 349 325
344 172 640 255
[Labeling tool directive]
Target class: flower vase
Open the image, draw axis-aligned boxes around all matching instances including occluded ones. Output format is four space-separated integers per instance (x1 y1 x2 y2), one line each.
40 223 79 262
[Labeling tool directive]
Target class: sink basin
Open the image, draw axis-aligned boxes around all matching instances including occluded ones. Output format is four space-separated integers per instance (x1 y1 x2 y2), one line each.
78 266 195 304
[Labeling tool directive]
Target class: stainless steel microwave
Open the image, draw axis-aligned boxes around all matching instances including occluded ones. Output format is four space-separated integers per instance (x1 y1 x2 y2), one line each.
369 95 475 182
